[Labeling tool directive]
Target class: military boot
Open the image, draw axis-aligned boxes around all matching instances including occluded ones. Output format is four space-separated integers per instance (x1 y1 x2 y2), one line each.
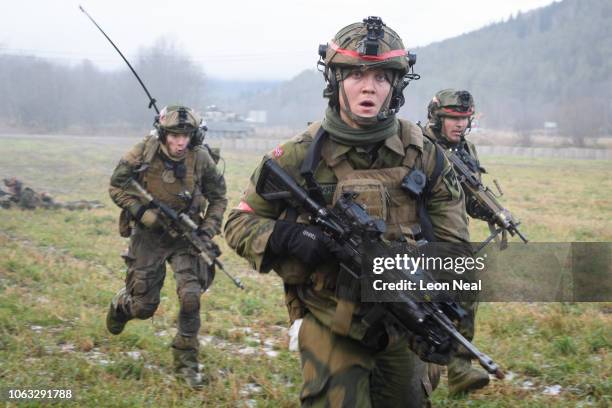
447 355 490 396
106 288 129 335
172 335 206 389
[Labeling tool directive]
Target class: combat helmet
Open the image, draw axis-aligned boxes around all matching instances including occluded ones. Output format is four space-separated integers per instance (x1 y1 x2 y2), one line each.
318 16 419 125
154 105 206 147
427 89 475 132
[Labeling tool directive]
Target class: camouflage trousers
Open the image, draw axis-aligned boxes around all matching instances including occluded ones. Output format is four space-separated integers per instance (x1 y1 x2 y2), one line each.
453 300 478 359
114 226 214 350
298 313 437 408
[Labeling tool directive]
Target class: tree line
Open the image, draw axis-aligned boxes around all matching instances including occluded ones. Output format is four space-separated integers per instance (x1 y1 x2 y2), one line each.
0 0 610 146
0 39 206 133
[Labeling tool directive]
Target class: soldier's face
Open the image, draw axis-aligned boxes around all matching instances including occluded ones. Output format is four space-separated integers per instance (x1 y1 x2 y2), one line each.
165 132 190 157
441 117 469 143
339 68 392 128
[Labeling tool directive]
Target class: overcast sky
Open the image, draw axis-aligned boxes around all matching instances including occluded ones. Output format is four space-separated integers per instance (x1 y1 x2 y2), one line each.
1 0 556 80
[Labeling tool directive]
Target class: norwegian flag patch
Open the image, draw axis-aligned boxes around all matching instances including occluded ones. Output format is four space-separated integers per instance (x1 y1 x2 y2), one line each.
237 201 254 213
273 145 283 158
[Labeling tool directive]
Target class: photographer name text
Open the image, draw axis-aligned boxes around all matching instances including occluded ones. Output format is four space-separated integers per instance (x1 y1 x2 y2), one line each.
372 279 482 291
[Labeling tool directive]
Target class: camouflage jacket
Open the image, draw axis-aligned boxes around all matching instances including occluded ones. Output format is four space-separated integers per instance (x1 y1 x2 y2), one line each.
225 119 471 339
422 124 487 220
109 134 227 237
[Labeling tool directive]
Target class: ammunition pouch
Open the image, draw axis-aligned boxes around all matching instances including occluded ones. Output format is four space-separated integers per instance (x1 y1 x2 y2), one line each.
118 208 133 238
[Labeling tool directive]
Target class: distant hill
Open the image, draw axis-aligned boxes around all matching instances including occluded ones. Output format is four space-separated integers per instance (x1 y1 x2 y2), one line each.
230 69 326 126
1 0 609 138
206 78 282 109
403 0 612 132
237 0 612 138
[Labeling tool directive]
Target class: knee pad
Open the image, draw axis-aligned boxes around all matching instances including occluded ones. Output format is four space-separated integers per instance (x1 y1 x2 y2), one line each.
179 291 201 315
130 300 159 319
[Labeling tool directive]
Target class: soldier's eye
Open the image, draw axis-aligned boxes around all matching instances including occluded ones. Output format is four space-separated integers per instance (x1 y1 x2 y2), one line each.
349 70 363 79
375 72 387 82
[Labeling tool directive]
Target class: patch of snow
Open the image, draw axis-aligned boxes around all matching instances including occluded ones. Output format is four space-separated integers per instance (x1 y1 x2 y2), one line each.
126 351 141 360
542 384 562 396
521 380 535 390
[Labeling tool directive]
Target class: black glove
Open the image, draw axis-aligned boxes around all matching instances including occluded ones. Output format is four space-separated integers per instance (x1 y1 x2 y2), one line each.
408 333 455 365
196 226 213 239
267 220 343 266
196 228 221 258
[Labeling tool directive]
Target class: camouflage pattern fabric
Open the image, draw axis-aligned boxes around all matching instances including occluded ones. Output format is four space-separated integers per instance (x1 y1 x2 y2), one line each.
158 105 201 134
423 124 481 343
422 122 491 394
112 225 214 341
422 124 486 220
225 120 469 274
0 178 103 210
109 134 227 237
298 313 435 407
61 200 105 210
107 131 227 387
224 118 470 406
427 89 475 122
323 18 410 74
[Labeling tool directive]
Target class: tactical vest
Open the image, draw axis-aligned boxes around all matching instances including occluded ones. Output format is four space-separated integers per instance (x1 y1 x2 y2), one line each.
142 149 197 211
118 134 212 237
278 120 444 341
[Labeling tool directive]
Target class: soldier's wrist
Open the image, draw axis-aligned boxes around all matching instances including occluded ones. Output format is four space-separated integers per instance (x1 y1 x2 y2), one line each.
129 203 147 221
197 225 215 238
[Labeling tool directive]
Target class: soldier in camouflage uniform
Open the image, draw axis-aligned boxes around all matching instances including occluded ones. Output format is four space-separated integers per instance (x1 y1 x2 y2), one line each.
225 18 472 407
105 105 227 388
422 89 481 181
421 89 490 395
0 177 103 210
0 177 24 209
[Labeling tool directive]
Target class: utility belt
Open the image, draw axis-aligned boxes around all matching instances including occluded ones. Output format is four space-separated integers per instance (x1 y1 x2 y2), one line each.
294 281 407 351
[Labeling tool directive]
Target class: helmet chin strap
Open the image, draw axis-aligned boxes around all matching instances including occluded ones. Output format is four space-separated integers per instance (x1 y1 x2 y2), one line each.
337 69 397 127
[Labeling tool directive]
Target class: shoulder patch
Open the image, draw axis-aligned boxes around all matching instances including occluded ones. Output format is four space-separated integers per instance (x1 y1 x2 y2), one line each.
236 200 254 213
442 166 462 200
273 145 284 158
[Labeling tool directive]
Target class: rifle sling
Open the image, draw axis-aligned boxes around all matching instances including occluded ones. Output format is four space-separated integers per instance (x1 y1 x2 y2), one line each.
299 125 328 206
418 145 445 242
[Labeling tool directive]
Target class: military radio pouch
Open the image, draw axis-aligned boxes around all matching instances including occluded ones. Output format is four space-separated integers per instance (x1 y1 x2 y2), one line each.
401 168 427 198
118 208 133 238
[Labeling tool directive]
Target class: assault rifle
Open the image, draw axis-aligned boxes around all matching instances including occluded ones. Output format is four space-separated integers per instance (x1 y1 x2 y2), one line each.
127 178 244 290
256 158 504 378
447 145 528 252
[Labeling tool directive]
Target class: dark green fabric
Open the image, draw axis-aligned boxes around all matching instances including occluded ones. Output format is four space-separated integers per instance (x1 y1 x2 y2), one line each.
322 107 398 147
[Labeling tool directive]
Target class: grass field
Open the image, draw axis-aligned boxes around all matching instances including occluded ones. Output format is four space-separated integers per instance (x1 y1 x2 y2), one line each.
0 135 610 407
